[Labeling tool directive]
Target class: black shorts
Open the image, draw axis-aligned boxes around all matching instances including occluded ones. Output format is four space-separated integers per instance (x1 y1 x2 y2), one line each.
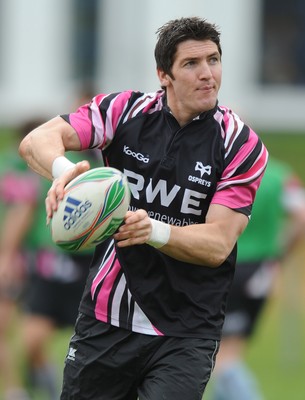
23 253 91 327
23 276 86 326
222 259 278 337
60 313 219 400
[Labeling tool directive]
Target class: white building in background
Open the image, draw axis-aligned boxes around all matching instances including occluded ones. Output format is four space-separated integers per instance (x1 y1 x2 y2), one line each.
0 0 304 131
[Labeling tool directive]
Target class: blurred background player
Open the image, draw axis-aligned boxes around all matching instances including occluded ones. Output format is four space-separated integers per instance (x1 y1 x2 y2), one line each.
208 156 305 400
0 115 98 399
0 133 33 399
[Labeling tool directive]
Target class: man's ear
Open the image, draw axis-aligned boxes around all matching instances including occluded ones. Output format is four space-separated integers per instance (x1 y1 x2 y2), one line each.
157 68 170 88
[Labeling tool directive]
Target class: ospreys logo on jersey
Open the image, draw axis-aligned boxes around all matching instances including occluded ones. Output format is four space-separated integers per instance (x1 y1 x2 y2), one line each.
195 162 212 177
63 196 92 230
188 162 212 187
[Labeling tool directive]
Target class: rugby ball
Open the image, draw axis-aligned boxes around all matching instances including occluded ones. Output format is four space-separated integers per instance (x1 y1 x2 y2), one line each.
51 167 130 251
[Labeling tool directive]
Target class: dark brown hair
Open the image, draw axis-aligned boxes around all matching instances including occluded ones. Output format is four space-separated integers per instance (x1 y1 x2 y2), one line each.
155 17 222 77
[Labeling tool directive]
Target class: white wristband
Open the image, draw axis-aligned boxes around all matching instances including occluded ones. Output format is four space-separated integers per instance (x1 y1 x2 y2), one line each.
52 156 76 179
146 219 171 249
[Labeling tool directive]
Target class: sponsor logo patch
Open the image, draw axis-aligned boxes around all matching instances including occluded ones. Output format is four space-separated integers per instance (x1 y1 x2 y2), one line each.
123 145 149 163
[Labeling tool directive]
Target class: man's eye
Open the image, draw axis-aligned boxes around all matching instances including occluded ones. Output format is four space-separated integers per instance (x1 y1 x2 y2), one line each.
185 60 195 67
209 57 219 64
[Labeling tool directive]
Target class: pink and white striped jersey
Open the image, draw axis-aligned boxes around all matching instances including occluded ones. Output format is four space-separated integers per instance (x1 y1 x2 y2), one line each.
61 90 268 339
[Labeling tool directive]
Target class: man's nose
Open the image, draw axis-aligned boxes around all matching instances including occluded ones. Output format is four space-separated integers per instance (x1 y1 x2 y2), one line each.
199 62 213 79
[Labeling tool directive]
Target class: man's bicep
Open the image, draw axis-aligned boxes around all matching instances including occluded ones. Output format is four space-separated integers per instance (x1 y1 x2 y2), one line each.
49 116 82 151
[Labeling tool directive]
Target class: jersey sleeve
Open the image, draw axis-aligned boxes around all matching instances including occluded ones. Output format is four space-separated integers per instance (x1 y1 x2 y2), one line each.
61 91 135 150
211 108 269 217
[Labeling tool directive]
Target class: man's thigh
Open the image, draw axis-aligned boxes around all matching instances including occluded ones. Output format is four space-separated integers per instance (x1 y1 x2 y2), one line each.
60 314 219 400
138 337 219 400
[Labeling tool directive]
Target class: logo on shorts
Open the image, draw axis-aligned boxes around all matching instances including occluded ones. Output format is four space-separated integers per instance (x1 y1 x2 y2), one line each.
67 347 77 361
63 196 92 230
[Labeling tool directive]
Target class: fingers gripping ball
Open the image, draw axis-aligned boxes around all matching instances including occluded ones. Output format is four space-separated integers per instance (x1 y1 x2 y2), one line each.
51 167 130 251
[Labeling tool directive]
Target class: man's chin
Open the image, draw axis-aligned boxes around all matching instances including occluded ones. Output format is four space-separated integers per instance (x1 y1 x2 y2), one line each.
198 99 217 113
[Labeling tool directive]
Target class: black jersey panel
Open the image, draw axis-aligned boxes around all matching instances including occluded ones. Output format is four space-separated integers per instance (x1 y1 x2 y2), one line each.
102 110 225 224
115 244 236 338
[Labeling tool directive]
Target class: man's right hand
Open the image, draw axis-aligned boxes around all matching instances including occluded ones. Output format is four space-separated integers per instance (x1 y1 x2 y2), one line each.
46 160 90 224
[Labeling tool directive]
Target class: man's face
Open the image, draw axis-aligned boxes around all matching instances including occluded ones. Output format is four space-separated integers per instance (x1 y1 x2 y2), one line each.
158 39 222 124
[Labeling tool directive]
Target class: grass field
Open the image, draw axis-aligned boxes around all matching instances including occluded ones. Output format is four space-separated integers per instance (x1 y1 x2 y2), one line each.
1 128 305 399
243 244 305 400
260 132 305 183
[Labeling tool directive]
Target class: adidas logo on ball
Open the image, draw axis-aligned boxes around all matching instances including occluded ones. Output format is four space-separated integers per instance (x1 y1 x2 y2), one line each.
51 167 131 251
63 196 92 230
